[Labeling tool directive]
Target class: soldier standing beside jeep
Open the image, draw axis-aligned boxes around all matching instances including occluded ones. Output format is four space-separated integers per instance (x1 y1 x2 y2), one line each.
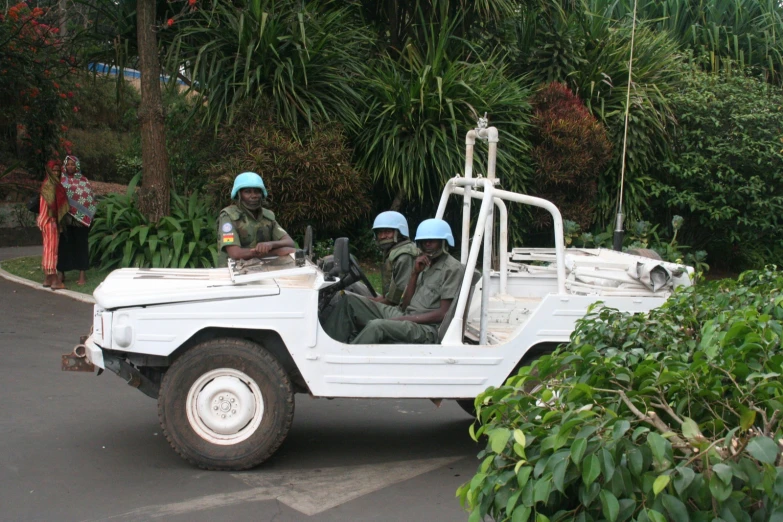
217 172 296 266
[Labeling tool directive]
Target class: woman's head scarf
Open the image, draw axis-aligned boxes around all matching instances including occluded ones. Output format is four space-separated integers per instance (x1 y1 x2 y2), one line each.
61 155 97 226
40 160 69 223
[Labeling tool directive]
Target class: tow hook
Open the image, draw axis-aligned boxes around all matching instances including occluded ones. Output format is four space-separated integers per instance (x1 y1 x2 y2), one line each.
61 344 96 372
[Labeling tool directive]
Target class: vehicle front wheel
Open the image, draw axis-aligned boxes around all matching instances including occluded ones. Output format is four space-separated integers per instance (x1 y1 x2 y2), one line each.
158 338 294 470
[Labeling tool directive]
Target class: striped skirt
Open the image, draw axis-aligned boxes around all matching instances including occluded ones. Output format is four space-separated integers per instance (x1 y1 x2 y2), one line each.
37 197 59 275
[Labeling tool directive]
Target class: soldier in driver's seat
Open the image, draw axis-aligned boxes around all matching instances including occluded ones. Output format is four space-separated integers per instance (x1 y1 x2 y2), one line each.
322 219 463 344
217 172 296 266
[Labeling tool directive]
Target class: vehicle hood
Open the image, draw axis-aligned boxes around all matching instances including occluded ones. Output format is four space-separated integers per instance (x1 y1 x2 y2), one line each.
93 267 281 309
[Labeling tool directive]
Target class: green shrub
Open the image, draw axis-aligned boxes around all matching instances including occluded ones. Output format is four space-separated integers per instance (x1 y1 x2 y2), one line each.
650 69 783 270
204 110 371 238
89 176 217 269
460 268 783 521
529 82 612 231
65 128 135 183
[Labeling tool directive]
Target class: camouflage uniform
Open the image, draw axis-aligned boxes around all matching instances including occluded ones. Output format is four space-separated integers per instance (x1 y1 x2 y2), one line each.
217 204 288 266
322 253 464 344
380 239 419 305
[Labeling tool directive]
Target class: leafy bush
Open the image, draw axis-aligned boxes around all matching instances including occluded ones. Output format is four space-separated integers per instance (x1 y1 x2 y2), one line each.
353 15 532 209
89 176 217 269
204 110 371 238
459 268 783 521
65 128 135 183
529 82 612 231
650 69 783 271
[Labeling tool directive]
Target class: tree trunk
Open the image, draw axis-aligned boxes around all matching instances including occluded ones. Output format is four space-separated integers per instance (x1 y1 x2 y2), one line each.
390 187 405 211
136 0 170 222
59 0 67 37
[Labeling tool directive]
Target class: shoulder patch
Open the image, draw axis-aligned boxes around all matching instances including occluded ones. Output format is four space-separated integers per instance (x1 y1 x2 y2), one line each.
261 208 276 221
221 222 233 233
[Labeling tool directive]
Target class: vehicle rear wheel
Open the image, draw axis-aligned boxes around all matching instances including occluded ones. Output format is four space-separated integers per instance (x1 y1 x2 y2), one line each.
456 399 477 417
158 338 294 470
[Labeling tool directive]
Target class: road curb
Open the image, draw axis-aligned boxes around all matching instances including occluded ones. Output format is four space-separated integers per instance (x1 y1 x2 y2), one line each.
0 264 95 304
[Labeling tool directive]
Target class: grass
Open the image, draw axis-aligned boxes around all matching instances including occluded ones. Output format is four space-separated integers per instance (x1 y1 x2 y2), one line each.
0 256 110 295
0 255 385 297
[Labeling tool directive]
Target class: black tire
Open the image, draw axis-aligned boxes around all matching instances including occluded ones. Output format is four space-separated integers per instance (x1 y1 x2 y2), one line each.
627 248 663 261
158 338 294 471
456 399 477 417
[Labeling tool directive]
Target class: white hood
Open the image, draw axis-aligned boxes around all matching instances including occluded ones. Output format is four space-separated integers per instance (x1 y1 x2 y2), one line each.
93 267 280 309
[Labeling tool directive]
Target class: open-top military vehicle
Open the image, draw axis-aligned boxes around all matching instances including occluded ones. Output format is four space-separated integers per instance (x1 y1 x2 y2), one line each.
63 122 693 470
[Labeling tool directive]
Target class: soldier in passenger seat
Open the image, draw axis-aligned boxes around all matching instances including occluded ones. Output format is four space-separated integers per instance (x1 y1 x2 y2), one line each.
368 211 419 306
217 172 296 266
322 219 463 344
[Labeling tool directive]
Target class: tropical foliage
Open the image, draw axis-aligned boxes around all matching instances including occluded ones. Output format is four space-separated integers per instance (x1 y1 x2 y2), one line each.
203 107 371 237
650 68 783 271
89 176 218 269
353 15 532 207
529 82 612 231
163 0 373 133
460 267 783 521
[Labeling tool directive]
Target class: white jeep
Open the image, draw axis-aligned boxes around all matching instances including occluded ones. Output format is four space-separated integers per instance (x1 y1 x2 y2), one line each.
63 124 693 470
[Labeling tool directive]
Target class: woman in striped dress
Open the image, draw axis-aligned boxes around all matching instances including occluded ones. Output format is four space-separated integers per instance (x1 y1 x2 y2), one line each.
37 160 68 289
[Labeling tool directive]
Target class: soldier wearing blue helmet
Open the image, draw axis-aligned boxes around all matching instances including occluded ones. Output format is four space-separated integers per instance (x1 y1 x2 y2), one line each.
217 172 296 265
370 211 419 306
322 218 463 344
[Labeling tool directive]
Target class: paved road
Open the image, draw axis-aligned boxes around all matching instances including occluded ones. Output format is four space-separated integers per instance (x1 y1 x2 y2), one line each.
0 264 480 522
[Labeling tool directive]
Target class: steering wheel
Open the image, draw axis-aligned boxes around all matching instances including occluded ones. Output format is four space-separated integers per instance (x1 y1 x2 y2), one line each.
349 255 378 298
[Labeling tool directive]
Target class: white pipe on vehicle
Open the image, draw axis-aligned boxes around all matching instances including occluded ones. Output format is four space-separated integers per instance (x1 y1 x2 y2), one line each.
462 130 476 264
443 181 567 295
441 178 495 345
452 188 508 295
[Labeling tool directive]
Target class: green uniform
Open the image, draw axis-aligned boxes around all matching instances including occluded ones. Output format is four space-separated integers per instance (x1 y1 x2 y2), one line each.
217 204 288 266
381 240 419 305
322 253 464 344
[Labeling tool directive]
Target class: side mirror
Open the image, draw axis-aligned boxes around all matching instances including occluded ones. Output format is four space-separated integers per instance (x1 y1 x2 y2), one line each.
331 237 350 277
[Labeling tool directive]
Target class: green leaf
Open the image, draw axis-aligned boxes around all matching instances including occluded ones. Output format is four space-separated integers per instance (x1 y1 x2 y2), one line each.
514 429 526 448
747 436 779 464
648 433 668 465
712 463 733 485
661 494 690 522
628 449 644 477
681 417 702 441
489 428 511 454
612 420 630 441
511 506 531 522
740 408 756 431
646 509 667 522
653 474 670 496
599 489 619 522
709 473 732 502
517 466 533 489
553 459 567 493
533 476 552 504
582 454 601 485
673 467 695 495
571 438 587 465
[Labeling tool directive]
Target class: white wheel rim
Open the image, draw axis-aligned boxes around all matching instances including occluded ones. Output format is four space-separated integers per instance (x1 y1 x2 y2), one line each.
186 368 264 445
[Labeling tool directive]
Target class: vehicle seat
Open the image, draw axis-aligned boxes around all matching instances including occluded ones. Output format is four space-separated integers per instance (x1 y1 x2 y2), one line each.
437 269 481 343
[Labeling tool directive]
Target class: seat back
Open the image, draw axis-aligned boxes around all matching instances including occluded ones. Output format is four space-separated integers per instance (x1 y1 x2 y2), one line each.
438 269 482 343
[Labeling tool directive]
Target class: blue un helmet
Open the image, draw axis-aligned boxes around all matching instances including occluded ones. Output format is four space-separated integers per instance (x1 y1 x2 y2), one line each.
372 211 409 237
415 219 455 247
231 172 268 199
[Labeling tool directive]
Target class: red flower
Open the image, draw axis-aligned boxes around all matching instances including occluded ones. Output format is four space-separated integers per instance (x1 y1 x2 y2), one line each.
60 125 68 132
72 106 80 113
167 18 174 27
59 93 66 99
188 0 196 5
66 91 73 98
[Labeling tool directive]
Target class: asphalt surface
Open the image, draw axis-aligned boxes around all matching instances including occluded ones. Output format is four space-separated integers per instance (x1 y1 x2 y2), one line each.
0 247 480 522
